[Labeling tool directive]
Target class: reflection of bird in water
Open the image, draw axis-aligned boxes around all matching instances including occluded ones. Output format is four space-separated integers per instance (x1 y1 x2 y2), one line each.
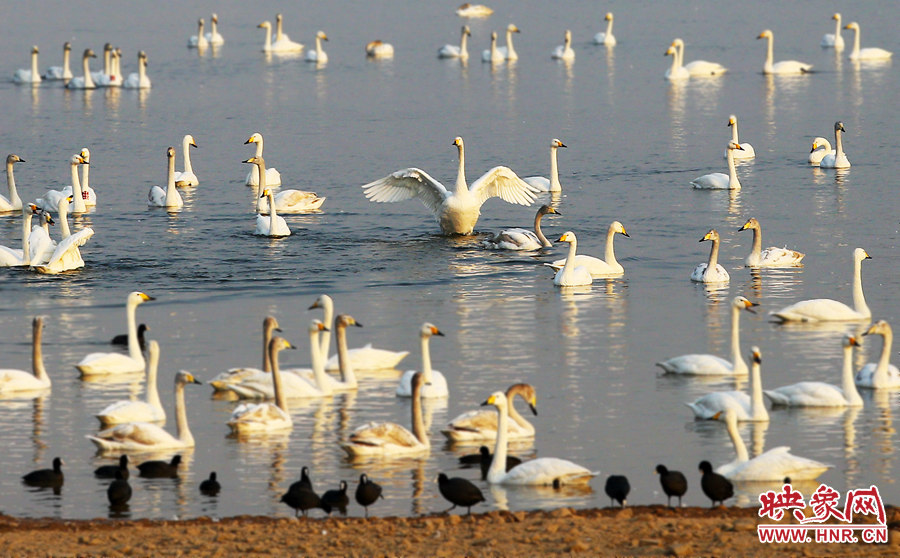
437 473 484 515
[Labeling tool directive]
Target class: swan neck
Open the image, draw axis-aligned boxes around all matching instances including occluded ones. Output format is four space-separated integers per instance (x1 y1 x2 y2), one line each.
549 146 560 190
32 320 47 381
851 254 869 317
103 49 111 74
316 36 323 57
562 237 579 274
276 18 283 42
336 323 357 386
71 161 86 213
731 123 740 144
126 299 143 364
707 237 720 274
263 25 272 50
851 26 860 56
874 330 893 385
59 201 71 239
727 148 740 188
174 380 193 446
669 50 681 74
82 55 95 87
750 360 768 420
488 400 510 482
7 161 19 204
834 17 842 39
166 152 177 199
272 347 288 412
146 346 162 411
310 328 330 393
319 299 333 359
507 390 527 428
411 380 429 446
730 302 747 375
727 416 749 463
80 156 90 191
267 192 278 228
460 29 469 57
21 212 32 265
750 227 762 260
607 18 614 35
834 127 845 157
534 212 551 247
32 51 39 77
842 344 863 405
62 48 70 73
255 159 267 212
262 322 273 372
506 30 516 58
455 142 467 193
766 34 774 68
420 334 433 382
604 225 618 266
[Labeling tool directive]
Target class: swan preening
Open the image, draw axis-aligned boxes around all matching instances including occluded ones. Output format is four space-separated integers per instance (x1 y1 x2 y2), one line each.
738 218 805 267
771 248 871 322
13 46 41 84
657 296 758 375
523 138 567 193
725 115 755 159
484 205 560 250
76 292 155 376
65 48 97 89
765 335 864 407
844 22 892 61
227 337 295 434
0 317 50 394
95 340 165 426
396 323 448 398
208 316 281 391
1 153 25 212
43 42 72 81
821 13 844 50
808 137 833 165
551 30 575 61
757 30 813 74
456 3 493 18
594 12 616 46
148 147 184 208
671 38 727 77
855 321 900 389
691 229 730 283
173 134 199 186
123 51 150 90
685 347 769 422
188 18 209 49
442 383 537 442
366 40 394 59
692 143 743 190
361 136 539 236
548 221 629 277
820 121 850 169
305 31 329 63
438 25 471 59
553 231 592 286
258 20 305 54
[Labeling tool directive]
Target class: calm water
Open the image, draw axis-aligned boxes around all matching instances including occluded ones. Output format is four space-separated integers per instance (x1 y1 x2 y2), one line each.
1 1 899 520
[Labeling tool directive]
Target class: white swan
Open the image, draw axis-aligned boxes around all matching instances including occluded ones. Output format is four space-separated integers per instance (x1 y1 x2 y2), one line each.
228 337 295 434
123 51 151 90
553 231 593 286
188 18 209 49
173 135 199 186
362 136 539 235
86 370 202 452
771 248 871 322
251 157 324 214
258 21 304 53
855 321 900 389
498 24 520 60
713 408 831 481
523 138 567 193
95 340 165 426
28 207 56 265
365 40 394 58
31 197 94 275
0 317 50 394
820 121 850 169
821 13 844 50
691 229 730 283
758 30 813 74
725 115 755 159
275 14 292 44
738 218 805 267
43 42 72 80
13 45 41 84
148 147 184 208
657 296 757 375
548 221 629 277
808 137 833 165
438 25 471 59
765 335 864 407
37 154 89 214
484 391 597 485
206 13 224 46
208 316 281 391
594 12 616 46
685 347 770 421
342 371 430 457
91 43 114 86
305 31 329 63
396 323 448 398
442 383 537 442
0 153 25 212
844 22 892 60
664 45 689 81
0 206 37 267
484 205 560 251
456 3 493 18
106 48 123 87
482 31 503 64
243 133 282 186
692 142 743 190
291 314 361 392
76 292 155 376
76 148 96 206
551 30 575 61
255 188 291 237
66 48 97 89
672 38 727 76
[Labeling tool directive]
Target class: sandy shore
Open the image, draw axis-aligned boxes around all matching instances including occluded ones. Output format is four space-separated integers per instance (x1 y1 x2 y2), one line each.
1 506 898 557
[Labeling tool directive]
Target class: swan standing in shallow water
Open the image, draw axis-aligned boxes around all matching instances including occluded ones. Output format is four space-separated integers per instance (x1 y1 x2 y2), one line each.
725 115 755 159
1 154 25 212
173 135 199 186
664 45 689 81
771 248 871 322
484 391 597 485
258 21 304 53
76 292 154 376
765 335 864 407
228 337 295 434
672 38 727 76
738 218 804 267
443 383 537 442
397 323 448 398
844 22 892 60
548 221 629 277
206 13 224 46
524 138 567 193
594 13 616 46
188 18 209 49
43 42 72 80
855 321 900 389
808 137 833 165
13 46 41 84
822 13 844 50
692 143 743 190
305 31 329 63
552 30 575 61
686 347 770 421
366 40 394 58
758 29 813 74
95 340 165 426
123 51 151 89
691 229 730 283
208 316 281 391
362 136 539 236
244 133 282 186
820 121 850 168
484 205 560 250
553 232 592 286
66 48 97 89
148 147 184 208
438 25 471 59
0 317 50 394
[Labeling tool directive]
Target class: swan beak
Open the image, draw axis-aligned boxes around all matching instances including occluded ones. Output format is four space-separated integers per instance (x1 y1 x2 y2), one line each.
621 229 630 238
848 336 858 347
712 411 722 420
274 326 282 332
431 326 444 336
529 402 538 416
242 157 256 164
756 33 764 40
558 142 567 148
810 144 818 153
308 301 321 310
353 321 363 328
66 195 74 203
287 343 297 350
17 157 25 163
863 252 872 260
190 141 198 148
752 351 762 364
481 394 498 406
46 215 55 225
744 301 759 314
139 293 156 301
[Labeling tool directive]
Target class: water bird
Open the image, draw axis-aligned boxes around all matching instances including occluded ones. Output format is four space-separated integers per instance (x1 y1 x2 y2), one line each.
200 472 221 496
43 42 72 80
95 339 165 426
147 147 184 208
188 18 209 49
725 115 755 158
437 473 484 515
22 457 64 488
355 474 383 518
255 188 292 237
664 44 689 81
77 292 155 376
438 25 470 59
757 29 812 74
107 469 132 507
137 455 181 478
396 323 447 398
243 133 282 186
258 20 304 54
305 31 329 63
808 137 833 165
685 347 769 422
699 461 733 507
671 38 726 76
281 481 320 517
123 51 150 89
365 40 394 58
655 465 687 507
819 121 850 169
547 221 629 277
844 21 892 60
0 153 25 212
111 324 149 352
94 455 129 480
594 13 616 46
208 316 281 391
738 218 804 267
821 13 844 49
690 229 730 283
30 196 94 274
765 335 864 406
227 337 295 434
443 383 537 442
459 446 522 480
553 232 593 286
483 205 561 250
551 30 574 61
65 48 97 89
320 481 349 515
13 46 41 84
855 321 900 389
523 139 567 193
770 248 870 322
604 475 630 507
36 153 88 214
206 13 224 46
482 31 503 64
0 317 50 394
456 3 493 18
691 143 743 190
173 135 199 186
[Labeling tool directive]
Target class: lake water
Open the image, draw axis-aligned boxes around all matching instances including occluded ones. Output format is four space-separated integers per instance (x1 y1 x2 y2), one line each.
1 0 898 520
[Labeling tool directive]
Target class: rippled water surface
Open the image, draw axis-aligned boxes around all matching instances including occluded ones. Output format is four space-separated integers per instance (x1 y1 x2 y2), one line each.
1 1 899 519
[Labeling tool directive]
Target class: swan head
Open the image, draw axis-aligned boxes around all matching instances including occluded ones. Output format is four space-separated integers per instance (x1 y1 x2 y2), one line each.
259 188 273 198
863 320 891 339
39 210 55 226
175 370 203 386
490 31 498 42
316 31 328 41
726 142 744 151
462 25 472 37
6 154 25 165
197 17 204 27
551 138 567 149
605 12 613 22
611 221 629 237
263 316 282 333
308 294 333 312
70 154 87 166
211 13 218 24
834 121 846 133
128 291 156 305
844 22 859 31
481 390 507 409
276 13 282 23
750 346 762 365
83 48 96 59
258 21 272 30
738 217 760 232
242 155 264 167
166 146 176 160
558 231 577 243
337 314 363 329
665 45 677 57
757 30 773 40
671 38 684 48
508 383 538 415
732 296 758 313
421 322 444 338
698 229 719 243
138 51 148 64
79 148 91 162
537 205 561 216
852 247 871 262
810 137 831 152
184 135 197 148
727 114 739 127
698 461 714 474
452 136 464 149
564 29 572 42
309 319 330 334
268 336 297 355
507 24 520 33
63 42 71 52
711 407 738 425
245 133 263 145
843 334 859 348
833 13 841 21
31 45 39 55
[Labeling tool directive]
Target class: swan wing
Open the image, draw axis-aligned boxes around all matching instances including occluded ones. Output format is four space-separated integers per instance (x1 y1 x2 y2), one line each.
349 421 419 448
523 176 550 192
757 247 805 267
208 367 264 391
656 354 735 375
727 447 831 481
763 382 846 407
229 402 291 426
362 168 450 214
93 422 176 447
855 363 900 388
148 186 167 206
76 352 144 375
686 391 750 419
275 189 320 208
485 228 541 250
323 345 409 371
469 166 539 207
444 409 498 433
0 369 49 392
771 299 865 322
0 246 25 266
497 457 597 485
34 228 93 274
96 400 164 424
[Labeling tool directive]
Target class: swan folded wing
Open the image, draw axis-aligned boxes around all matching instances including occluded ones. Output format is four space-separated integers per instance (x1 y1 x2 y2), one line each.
0 246 25 266
97 401 162 423
470 166 540 206
771 299 863 322
0 369 46 391
686 391 750 419
656 354 735 375
36 189 66 209
277 189 321 208
487 228 539 250
362 168 450 214
727 446 831 481
29 228 56 265
349 421 419 448
502 457 596 485
230 402 290 424
92 422 173 447
763 382 844 407
759 247 805 266
208 367 265 390
445 409 498 433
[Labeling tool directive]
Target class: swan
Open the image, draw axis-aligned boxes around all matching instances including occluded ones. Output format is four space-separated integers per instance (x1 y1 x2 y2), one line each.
456 3 493 18
362 136 539 235
254 188 291 237
692 142 743 190
672 38 727 76
258 21 304 53
275 14 292 43
27 207 56 265
250 156 324 214
305 31 329 63
31 196 94 275
738 218 804 267
107 48 123 87
547 221 629 277
764 335 863 407
438 25 471 59
0 206 37 267
148 147 184 208
808 137 833 165
290 314 362 392
0 317 50 394
43 42 72 80
91 44 113 85
498 24 520 60
820 121 850 169
37 154 89 214
397 323 448 398
855 321 900 389
844 22 892 60
771 248 871 322
173 135 199 186
86 370 202 452
551 30 575 61
95 340 165 426
13 46 41 84
483 205 560 250
188 18 209 49
553 231 593 286
822 13 844 50
482 31 503 64
713 408 831 481
442 383 537 442
657 296 758 375
66 48 97 89
685 347 770 421
757 30 813 74
725 115 755 159
664 45 689 81
594 12 616 46
342 371 431 457
76 292 155 376
366 40 394 59
76 148 96 206
206 13 224 46
483 391 597 485
691 229 730 283
243 133 282 186
227 337 295 434
523 138 567 193
123 51 151 89
1 153 25 212
209 316 281 391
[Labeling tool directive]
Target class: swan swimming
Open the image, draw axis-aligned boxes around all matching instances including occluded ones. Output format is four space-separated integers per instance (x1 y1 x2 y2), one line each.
173 135 199 186
551 30 575 61
43 42 72 80
208 316 281 392
671 38 726 76
366 40 394 58
250 155 324 214
76 292 155 376
691 229 730 283
844 22 892 60
438 25 471 59
0 206 38 267
765 335 863 407
725 115 755 159
31 196 94 274
594 12 616 46
13 46 41 84
148 147 184 208
123 51 151 89
692 143 743 190
188 18 209 49
397 323 448 398
0 317 50 394
553 231 593 286
95 340 166 426
290 314 363 392
258 21 304 53
738 218 804 267
758 29 813 74
523 138 567 193
685 347 770 421
244 133 282 186
255 188 291 237
456 3 493 18
821 13 844 50
36 154 88 214
855 321 900 389
808 137 833 165
547 221 629 277
664 45 689 81
483 205 560 251
442 383 537 442
91 43 114 86
771 248 871 322
1 153 25 212
819 121 850 169
482 31 504 64
228 337 295 434
305 31 329 63
206 13 224 46
66 48 97 89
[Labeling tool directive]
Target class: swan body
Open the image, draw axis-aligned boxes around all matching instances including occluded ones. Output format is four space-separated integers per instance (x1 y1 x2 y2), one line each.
188 18 209 49
123 51 150 89
686 347 769 421
76 292 154 376
439 25 471 59
523 138 567 193
758 30 813 74
13 46 41 84
28 209 56 265
442 383 537 442
397 323 448 398
771 248 871 322
692 142 743 190
691 229 730 283
821 13 844 50
366 40 394 58
548 221 628 277
255 189 291 237
552 30 575 61
672 38 726 76
594 13 616 46
456 3 493 18
291 315 362 392
664 45 690 81
244 133 282 186
855 321 900 389
765 335 864 407
725 115 755 159
31 197 94 274
482 31 504 63
820 121 850 169
208 316 281 392
206 13 224 46
95 340 166 426
256 187 325 213
1 154 25 212
43 42 72 80
0 318 50 394
148 147 184 208
808 137 833 165
66 48 97 89
305 31 329 63
497 24 520 60
844 22 892 60
228 338 295 434
173 135 198 186
87 371 202 452
0 206 37 267
258 21 304 53
739 217 804 267
484 205 560 251
37 154 88 214
553 231 593 286
362 136 539 236
657 296 757 376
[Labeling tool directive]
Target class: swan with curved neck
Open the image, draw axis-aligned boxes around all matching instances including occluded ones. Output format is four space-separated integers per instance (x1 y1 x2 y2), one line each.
0 317 50 393
1 153 25 212
43 42 72 80
855 321 900 389
95 340 166 425
209 316 282 391
148 147 183 208
443 383 538 441
725 115 754 158
820 121 850 168
397 323 448 398
739 217 804 267
692 142 743 190
482 31 503 63
484 205 560 250
844 22 892 60
76 292 155 375
664 45 689 80
552 29 575 61
66 48 97 89
553 231 592 286
188 18 209 49
305 31 329 63
685 347 770 421
524 138 567 193
771 248 871 322
438 25 471 59
691 229 730 283
657 296 757 375
821 13 844 50
548 221 629 276
808 137 834 165
123 50 150 89
765 335 864 406
228 337 295 434
173 135 199 186
757 29 813 74
672 38 726 76
13 45 41 84
244 132 282 186
594 12 616 46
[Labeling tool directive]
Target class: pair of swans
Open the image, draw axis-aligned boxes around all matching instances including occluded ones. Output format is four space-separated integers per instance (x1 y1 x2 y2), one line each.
738 217 805 267
0 317 50 395
553 231 592 286
523 138 567 193
725 115 755 159
249 160 292 235
764 335 864 407
821 13 845 50
442 383 537 442
366 40 394 59
65 48 97 89
686 347 769 421
551 30 574 62
362 136 539 235
456 3 492 18
305 32 329 64
173 135 199 186
246 152 324 213
228 337 296 434
483 204 560 251
37 152 92 213
692 142 743 190
657 296 758 375
855 321 900 389
13 46 41 84
76 292 155 376
43 42 72 80
667 38 727 79
258 18 305 54
1 153 25 212
95 340 165 425
771 247 870 322
844 22 892 61
188 18 209 49
92 44 121 87
396 323 448 398
123 51 151 90
547 221 629 277
691 229 730 283
208 316 282 391
594 13 616 46
482 24 519 63
820 121 850 169
205 14 224 46
758 30 813 74
148 147 184 208
438 26 471 60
